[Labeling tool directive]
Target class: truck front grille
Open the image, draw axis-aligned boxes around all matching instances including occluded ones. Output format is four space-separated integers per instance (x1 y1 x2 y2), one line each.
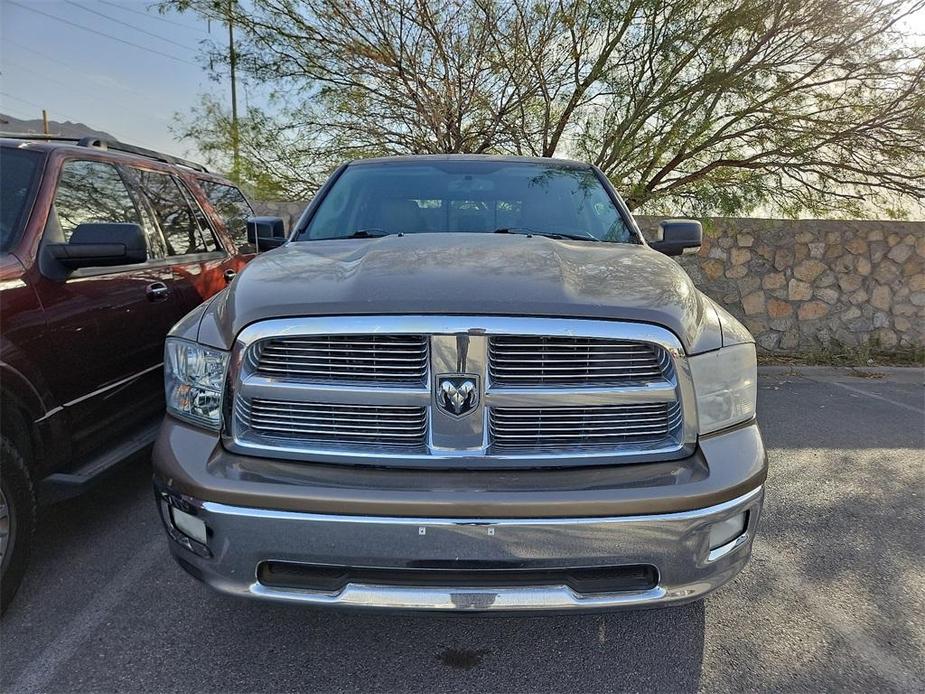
490 402 683 451
489 336 670 387
251 335 428 385
228 317 692 467
236 398 427 450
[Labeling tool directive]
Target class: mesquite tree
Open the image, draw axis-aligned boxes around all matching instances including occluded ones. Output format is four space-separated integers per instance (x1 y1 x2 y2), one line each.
168 0 925 216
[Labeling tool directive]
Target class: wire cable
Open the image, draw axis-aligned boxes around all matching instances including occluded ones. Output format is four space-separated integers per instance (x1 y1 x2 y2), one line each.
3 38 167 103
2 38 83 72
2 60 77 91
0 92 103 134
7 1 197 65
65 1 199 52
1 59 169 122
98 0 206 32
1 91 47 111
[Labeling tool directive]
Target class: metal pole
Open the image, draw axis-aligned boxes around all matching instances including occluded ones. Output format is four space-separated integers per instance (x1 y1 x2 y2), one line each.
228 0 240 179
42 109 49 135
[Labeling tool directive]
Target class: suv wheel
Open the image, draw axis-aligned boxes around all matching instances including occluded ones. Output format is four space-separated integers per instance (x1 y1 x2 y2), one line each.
1 433 35 614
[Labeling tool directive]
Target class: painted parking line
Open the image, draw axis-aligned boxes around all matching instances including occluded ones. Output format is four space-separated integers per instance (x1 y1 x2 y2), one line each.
9 538 165 694
825 380 924 415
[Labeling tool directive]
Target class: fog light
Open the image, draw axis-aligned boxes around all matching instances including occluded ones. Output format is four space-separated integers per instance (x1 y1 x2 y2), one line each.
708 512 747 551
171 507 208 545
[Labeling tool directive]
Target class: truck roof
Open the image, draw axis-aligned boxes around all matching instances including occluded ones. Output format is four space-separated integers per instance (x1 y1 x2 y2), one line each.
348 153 593 168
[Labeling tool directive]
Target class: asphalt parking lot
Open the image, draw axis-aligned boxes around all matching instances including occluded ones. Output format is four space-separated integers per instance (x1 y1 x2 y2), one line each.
1 367 922 693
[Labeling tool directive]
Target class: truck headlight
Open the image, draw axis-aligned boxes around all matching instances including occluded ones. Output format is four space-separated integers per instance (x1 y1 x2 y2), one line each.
689 343 757 435
164 338 229 430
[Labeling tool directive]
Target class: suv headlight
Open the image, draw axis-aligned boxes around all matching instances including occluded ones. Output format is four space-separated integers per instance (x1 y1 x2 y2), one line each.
164 338 229 430
689 343 757 435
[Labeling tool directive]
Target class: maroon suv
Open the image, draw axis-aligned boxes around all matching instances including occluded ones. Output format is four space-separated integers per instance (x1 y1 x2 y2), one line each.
0 136 257 611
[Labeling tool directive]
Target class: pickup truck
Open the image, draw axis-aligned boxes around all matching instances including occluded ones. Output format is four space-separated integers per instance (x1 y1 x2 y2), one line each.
153 155 767 612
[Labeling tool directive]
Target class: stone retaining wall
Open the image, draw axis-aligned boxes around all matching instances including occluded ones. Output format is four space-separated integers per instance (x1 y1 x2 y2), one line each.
636 217 923 354
254 200 923 354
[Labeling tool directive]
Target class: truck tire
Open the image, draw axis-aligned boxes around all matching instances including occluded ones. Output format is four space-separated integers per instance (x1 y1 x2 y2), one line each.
1 432 35 614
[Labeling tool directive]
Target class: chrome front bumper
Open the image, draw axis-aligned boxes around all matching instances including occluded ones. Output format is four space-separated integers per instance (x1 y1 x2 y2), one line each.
158 485 763 612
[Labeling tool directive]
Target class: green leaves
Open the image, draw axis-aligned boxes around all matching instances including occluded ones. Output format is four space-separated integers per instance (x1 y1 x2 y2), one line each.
166 0 925 217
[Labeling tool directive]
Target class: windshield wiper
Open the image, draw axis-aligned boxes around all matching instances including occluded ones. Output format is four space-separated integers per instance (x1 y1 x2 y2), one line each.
342 228 392 239
493 227 599 242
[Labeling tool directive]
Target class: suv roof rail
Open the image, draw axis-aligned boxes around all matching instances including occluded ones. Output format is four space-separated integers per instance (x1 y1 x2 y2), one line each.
0 132 82 145
76 137 209 173
0 132 209 173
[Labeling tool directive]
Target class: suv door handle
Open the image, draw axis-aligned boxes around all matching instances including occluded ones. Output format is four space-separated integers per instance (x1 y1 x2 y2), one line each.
223 269 237 283
146 282 170 302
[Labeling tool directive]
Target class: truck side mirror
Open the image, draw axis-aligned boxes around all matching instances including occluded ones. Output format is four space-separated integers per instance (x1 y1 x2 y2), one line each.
246 216 287 252
649 220 702 256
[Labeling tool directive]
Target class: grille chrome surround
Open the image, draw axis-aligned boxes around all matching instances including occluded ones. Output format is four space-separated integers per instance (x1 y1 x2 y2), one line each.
225 316 699 468
489 336 672 387
250 335 428 385
236 398 427 450
490 403 683 451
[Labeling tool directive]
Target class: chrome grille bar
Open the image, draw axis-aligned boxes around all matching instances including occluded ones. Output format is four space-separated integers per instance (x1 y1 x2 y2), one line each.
251 335 428 384
490 403 683 451
237 398 427 449
488 336 671 387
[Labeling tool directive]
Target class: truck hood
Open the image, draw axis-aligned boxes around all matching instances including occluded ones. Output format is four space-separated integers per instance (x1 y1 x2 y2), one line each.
199 233 721 353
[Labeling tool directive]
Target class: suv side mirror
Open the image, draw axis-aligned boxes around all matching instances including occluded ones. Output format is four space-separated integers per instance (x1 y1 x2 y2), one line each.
246 216 287 251
47 223 148 270
649 220 702 256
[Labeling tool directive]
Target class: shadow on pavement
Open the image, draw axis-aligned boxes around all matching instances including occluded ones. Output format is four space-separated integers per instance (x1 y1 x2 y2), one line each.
757 370 923 449
19 368 925 691
145 592 704 693
2 451 707 693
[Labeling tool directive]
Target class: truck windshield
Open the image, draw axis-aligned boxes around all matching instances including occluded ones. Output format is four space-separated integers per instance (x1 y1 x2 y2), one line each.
299 161 637 244
0 147 44 253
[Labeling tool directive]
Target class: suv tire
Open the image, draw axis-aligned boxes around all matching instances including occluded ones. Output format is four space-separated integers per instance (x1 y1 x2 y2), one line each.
1 432 35 614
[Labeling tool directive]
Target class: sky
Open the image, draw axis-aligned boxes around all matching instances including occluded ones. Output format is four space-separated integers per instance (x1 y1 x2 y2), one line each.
0 0 243 161
1 1 924 179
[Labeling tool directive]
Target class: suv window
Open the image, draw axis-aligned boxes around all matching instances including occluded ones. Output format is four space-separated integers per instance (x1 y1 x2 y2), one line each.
119 167 168 259
199 180 255 253
53 160 142 242
1 147 44 252
131 170 219 256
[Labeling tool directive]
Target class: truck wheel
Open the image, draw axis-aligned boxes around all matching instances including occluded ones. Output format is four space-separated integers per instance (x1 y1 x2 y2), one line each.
1 433 35 614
